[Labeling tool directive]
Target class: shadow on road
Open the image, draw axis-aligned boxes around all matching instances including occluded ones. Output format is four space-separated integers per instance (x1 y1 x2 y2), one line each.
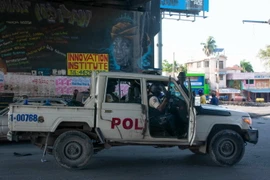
88 151 219 170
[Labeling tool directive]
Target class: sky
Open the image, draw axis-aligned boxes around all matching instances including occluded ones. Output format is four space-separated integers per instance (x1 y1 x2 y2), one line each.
158 0 270 72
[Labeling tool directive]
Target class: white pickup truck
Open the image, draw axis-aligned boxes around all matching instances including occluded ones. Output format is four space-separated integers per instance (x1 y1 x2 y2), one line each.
7 72 258 169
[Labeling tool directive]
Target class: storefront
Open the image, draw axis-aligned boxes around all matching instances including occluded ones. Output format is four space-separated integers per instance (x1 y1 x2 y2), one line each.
243 89 270 102
218 88 241 101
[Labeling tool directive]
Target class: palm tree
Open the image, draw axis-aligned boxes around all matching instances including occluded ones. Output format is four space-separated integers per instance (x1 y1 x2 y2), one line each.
258 45 270 70
201 36 217 57
240 60 254 72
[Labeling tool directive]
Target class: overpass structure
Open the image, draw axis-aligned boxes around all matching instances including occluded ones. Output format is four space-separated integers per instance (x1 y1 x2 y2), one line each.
0 0 209 98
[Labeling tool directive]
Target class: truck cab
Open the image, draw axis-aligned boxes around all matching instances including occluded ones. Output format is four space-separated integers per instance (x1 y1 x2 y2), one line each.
88 72 196 145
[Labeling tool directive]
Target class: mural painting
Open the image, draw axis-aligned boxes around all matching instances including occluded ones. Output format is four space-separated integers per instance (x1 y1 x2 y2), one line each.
0 0 158 75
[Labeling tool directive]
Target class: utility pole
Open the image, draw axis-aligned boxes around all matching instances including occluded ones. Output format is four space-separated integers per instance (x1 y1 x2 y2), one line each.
157 11 163 69
213 48 224 97
216 53 220 97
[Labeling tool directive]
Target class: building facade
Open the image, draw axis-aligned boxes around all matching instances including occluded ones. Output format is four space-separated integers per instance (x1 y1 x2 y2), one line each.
186 55 227 93
227 72 270 102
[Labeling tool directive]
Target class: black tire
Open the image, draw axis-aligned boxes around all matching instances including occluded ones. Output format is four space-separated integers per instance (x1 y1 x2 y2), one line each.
189 148 206 155
53 131 93 170
209 129 245 166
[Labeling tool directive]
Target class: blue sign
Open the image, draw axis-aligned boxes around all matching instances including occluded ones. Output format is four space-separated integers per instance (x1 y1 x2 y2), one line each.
184 76 204 86
160 0 209 12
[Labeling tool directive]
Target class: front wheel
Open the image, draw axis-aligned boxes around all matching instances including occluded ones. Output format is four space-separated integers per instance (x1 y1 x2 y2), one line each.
209 130 245 166
53 131 93 169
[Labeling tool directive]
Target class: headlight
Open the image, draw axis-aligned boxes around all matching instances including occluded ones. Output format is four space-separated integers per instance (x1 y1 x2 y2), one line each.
242 116 252 125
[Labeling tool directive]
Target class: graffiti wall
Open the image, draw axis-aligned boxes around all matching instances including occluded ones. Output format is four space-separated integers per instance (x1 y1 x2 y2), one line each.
2 73 90 97
0 0 158 75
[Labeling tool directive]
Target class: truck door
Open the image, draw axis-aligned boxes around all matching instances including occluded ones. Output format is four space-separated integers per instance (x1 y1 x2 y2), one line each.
168 80 196 144
188 106 196 145
99 78 145 140
187 79 196 145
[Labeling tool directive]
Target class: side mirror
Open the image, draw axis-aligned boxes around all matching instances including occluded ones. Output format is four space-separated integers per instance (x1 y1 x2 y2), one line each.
194 96 201 107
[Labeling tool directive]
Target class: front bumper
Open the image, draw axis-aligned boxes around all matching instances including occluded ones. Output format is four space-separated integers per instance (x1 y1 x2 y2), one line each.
243 128 259 144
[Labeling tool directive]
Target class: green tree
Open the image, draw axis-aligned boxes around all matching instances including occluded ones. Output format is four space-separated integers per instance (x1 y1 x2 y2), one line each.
162 59 173 72
258 45 270 70
240 60 254 72
201 36 217 57
162 60 186 73
179 64 187 73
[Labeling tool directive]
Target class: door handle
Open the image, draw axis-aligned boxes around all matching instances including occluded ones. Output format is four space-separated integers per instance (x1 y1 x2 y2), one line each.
105 110 112 113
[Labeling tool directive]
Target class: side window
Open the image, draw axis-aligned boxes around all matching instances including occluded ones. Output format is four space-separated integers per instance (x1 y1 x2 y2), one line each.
147 80 184 100
105 78 141 104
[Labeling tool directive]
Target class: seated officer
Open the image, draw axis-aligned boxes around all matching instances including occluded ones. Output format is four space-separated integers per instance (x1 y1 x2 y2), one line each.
106 80 119 102
148 83 169 112
148 83 175 136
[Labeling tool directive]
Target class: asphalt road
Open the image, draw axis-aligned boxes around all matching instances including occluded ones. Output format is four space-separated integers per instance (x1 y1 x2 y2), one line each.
0 115 269 180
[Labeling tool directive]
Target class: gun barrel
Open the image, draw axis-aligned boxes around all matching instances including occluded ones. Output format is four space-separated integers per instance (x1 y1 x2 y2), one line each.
243 20 268 24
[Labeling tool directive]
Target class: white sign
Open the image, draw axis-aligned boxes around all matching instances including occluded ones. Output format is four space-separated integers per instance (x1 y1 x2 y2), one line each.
219 88 240 94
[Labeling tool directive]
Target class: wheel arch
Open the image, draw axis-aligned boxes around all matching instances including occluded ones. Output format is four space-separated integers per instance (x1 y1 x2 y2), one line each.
207 124 243 142
206 124 243 151
54 122 98 140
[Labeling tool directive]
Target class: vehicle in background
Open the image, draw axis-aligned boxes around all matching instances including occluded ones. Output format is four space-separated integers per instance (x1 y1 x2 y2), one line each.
185 73 210 96
231 95 246 102
219 95 229 101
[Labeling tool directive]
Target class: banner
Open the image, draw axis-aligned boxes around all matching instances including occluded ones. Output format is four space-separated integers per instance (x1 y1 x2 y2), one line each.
160 0 209 12
67 53 109 76
55 76 90 94
2 74 90 96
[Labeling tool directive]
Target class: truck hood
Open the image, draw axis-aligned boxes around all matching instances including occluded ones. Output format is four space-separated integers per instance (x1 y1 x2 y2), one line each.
198 104 249 117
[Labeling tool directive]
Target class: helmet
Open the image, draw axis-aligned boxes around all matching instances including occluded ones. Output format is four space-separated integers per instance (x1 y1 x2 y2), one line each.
198 89 203 95
150 83 162 96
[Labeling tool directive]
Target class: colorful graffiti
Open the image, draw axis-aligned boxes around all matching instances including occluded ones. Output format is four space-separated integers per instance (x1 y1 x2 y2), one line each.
2 74 90 96
34 4 92 27
0 1 157 75
0 0 31 14
108 13 153 73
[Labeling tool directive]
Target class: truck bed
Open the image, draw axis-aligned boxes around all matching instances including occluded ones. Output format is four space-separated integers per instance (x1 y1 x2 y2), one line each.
8 105 95 132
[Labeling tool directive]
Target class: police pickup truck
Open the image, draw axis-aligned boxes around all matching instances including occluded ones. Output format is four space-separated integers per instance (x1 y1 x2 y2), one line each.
7 71 258 169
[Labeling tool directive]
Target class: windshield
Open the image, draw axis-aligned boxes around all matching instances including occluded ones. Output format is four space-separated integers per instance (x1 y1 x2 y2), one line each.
169 82 185 101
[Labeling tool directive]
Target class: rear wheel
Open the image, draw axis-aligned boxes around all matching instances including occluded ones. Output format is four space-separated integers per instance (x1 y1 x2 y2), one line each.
209 129 245 166
53 131 93 169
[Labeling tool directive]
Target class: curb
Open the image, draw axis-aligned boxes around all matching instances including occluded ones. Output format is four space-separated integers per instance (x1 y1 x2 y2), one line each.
249 113 270 118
